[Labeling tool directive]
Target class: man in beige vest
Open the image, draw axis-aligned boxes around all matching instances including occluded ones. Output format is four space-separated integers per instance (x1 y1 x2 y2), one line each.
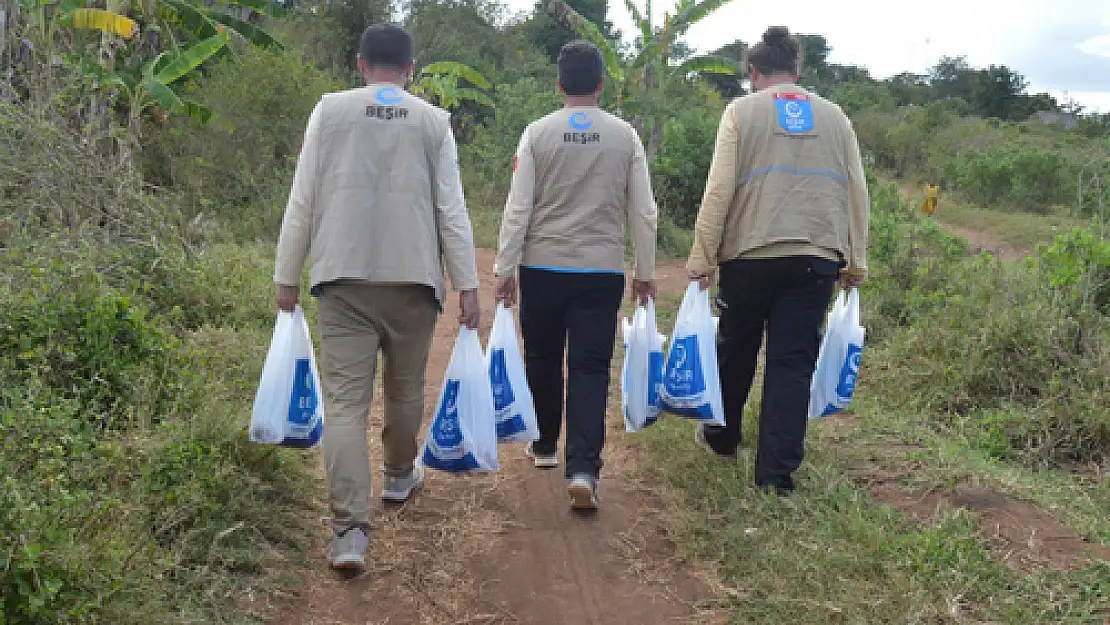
494 40 658 510
687 26 869 496
273 24 481 571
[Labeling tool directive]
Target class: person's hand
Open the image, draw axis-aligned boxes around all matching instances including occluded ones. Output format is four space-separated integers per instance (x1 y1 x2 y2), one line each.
689 270 713 292
276 285 300 312
631 280 656 305
494 275 517 308
458 289 480 329
839 270 865 290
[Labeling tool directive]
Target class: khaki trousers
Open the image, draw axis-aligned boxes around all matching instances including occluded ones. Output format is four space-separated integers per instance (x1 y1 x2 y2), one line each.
316 282 438 534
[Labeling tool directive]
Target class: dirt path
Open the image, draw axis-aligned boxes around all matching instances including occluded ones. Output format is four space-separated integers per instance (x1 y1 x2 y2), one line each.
267 252 716 625
939 222 1031 261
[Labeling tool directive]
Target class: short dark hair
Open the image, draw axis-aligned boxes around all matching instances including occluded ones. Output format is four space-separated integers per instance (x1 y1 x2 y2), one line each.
747 26 802 76
359 23 413 70
558 40 604 96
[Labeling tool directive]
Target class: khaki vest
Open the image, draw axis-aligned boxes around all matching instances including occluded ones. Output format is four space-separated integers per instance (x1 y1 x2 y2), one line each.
522 107 641 272
728 85 856 261
307 84 453 301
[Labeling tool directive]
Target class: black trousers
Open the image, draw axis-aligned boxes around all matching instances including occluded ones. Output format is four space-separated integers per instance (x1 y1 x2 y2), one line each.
702 255 839 491
519 267 625 479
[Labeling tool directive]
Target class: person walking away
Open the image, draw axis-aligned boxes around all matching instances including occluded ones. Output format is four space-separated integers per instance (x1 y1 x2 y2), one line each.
273 23 481 571
686 26 870 496
920 183 939 216
493 40 658 510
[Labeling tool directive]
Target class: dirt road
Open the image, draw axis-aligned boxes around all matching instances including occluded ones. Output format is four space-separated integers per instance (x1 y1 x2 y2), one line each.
268 251 716 625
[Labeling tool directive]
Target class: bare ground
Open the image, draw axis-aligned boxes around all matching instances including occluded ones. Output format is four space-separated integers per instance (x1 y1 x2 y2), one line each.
265 252 719 625
821 413 1110 573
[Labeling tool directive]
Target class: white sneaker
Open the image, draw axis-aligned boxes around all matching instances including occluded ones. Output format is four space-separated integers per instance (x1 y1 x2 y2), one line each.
525 442 559 469
382 463 424 502
567 474 599 510
329 527 369 571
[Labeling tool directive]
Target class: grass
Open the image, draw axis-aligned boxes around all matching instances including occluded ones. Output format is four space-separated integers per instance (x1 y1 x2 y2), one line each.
935 199 1083 252
636 288 1110 624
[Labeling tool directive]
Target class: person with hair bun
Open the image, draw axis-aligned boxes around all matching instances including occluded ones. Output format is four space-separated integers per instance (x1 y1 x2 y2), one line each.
687 26 870 496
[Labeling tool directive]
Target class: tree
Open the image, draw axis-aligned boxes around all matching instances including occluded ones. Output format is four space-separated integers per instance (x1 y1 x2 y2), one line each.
969 64 1028 120
545 0 740 159
930 55 974 100
701 38 746 98
886 72 931 107
524 0 613 62
797 33 830 86
314 0 391 73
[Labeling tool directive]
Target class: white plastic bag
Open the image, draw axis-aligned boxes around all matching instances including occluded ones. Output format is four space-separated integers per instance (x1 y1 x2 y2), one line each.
486 303 539 442
250 306 325 448
809 288 866 418
422 327 500 472
621 298 667 432
660 282 725 425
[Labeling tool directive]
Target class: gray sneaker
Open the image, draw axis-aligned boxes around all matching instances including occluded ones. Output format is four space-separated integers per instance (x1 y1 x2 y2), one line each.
525 442 559 469
567 473 599 510
329 527 368 571
382 462 424 503
695 423 738 464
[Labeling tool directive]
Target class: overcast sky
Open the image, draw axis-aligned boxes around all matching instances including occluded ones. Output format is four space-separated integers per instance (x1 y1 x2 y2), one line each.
505 0 1110 112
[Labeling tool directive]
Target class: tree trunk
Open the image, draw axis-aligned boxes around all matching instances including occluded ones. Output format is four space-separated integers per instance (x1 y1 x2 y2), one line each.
0 0 15 83
646 114 663 160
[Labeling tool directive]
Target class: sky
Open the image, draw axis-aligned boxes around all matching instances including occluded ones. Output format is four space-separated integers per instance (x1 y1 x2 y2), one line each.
505 0 1110 113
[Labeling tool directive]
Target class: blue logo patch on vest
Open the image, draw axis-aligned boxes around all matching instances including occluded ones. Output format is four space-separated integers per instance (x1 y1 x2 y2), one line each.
773 92 814 133
376 87 403 105
568 111 593 130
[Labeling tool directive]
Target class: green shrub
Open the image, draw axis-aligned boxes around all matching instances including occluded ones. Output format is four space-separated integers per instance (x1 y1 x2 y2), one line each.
947 146 1071 212
1 108 313 624
651 99 721 230
862 169 1110 465
1031 227 1110 312
142 46 342 239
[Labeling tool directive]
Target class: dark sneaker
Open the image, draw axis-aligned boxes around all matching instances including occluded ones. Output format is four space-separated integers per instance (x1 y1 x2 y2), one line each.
525 441 559 469
695 423 738 464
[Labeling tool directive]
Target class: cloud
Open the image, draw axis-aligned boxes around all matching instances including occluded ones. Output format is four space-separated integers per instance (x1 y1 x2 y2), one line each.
501 0 1110 111
1078 34 1110 58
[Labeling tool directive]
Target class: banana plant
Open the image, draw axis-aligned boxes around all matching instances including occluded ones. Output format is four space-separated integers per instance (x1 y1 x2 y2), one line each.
157 0 284 51
411 61 493 111
80 29 228 131
545 0 740 159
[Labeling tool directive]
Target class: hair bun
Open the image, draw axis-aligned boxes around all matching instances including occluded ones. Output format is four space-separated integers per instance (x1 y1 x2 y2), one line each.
762 26 792 46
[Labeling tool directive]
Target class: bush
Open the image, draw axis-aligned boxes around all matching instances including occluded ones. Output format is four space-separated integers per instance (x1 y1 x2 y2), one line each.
1 107 314 624
862 169 1110 465
947 146 1071 212
142 46 342 239
651 98 721 230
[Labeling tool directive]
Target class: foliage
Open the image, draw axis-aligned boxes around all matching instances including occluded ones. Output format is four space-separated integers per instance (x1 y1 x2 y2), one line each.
522 0 614 61
142 45 342 237
650 88 722 228
946 146 1071 212
412 60 494 129
545 0 739 158
861 172 1110 465
0 107 314 623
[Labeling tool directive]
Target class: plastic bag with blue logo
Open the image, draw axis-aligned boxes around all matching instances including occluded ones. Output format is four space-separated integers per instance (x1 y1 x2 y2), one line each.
486 303 539 443
250 306 325 448
809 288 866 418
621 298 667 432
660 282 725 426
422 327 500 472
